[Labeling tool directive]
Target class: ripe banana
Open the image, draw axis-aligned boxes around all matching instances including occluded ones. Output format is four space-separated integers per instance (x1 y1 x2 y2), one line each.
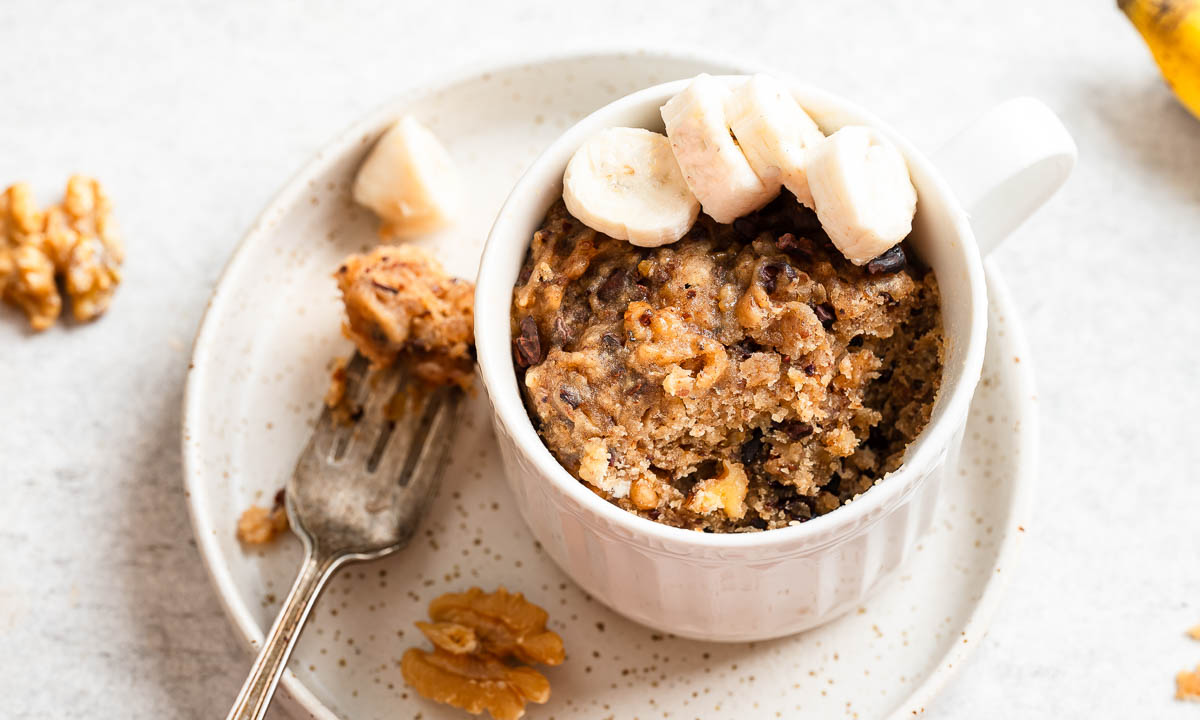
806 126 917 266
660 74 777 224
725 74 826 208
562 127 701 247
353 115 462 238
1120 0 1200 120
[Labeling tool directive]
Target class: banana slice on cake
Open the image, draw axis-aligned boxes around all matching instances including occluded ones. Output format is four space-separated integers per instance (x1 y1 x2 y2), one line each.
725 74 826 208
806 126 917 266
353 115 461 238
660 74 777 224
563 127 700 247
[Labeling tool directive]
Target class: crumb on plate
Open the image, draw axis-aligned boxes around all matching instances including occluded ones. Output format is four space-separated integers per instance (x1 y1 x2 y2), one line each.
236 490 288 544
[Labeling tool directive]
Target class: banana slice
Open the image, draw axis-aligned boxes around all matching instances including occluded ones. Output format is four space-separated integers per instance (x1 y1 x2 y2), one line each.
562 127 700 247
352 115 461 238
725 74 825 208
807 126 917 266
660 74 777 224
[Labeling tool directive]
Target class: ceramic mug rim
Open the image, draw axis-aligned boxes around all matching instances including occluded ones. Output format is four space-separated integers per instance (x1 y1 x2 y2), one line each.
474 76 989 552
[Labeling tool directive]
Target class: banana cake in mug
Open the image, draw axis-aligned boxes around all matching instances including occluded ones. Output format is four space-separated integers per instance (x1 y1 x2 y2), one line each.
509 74 945 533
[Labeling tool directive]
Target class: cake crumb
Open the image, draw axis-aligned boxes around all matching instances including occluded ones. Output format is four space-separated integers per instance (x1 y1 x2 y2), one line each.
323 356 357 422
237 490 288 544
335 244 475 389
1187 625 1200 641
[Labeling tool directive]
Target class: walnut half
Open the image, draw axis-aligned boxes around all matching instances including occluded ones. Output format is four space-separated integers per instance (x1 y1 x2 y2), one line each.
4 243 60 331
0 184 59 331
401 648 550 720
428 586 565 666
0 177 123 330
46 175 124 322
403 587 564 720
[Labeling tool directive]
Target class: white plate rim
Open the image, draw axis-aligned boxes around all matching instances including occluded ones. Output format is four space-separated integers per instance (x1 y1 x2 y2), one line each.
181 48 1037 720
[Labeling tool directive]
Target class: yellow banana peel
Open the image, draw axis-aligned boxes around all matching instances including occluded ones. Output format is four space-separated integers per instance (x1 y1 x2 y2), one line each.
1120 0 1200 120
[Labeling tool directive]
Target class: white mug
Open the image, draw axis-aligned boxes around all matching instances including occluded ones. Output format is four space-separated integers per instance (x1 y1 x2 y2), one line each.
474 77 1075 642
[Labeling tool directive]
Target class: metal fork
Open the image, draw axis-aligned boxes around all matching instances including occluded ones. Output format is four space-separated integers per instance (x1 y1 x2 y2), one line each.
225 352 463 720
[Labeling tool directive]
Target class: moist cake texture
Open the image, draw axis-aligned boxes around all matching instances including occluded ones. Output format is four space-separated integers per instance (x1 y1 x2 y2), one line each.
511 195 943 532
336 244 475 388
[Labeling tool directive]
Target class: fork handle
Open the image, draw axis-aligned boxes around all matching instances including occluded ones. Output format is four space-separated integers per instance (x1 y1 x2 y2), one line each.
225 549 342 720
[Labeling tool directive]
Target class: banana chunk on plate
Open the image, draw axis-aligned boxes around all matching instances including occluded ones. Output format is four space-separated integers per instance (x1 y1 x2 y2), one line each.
660 74 777 224
726 74 826 208
563 127 701 248
353 115 462 238
806 126 917 266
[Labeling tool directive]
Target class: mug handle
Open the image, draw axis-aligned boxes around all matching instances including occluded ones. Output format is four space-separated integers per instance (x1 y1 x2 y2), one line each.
932 97 1077 256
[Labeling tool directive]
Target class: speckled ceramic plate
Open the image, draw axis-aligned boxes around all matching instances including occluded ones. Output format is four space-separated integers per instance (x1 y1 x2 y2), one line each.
182 50 1037 720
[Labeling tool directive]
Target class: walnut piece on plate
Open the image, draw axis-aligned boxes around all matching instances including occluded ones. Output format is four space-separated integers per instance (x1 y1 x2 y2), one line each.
428 586 565 666
401 647 550 720
403 587 563 720
416 620 480 655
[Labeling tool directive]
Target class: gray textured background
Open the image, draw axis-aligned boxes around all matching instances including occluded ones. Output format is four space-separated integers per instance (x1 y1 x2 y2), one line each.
2 1 1198 717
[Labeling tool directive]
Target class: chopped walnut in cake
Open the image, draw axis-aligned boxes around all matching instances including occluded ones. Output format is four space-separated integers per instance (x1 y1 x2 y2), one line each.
335 244 475 389
402 587 563 720
684 460 749 519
